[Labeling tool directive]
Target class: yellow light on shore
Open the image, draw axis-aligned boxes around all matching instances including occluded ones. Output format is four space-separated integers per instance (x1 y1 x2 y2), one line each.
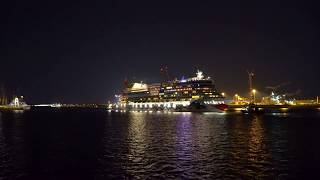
221 92 225 97
234 94 239 103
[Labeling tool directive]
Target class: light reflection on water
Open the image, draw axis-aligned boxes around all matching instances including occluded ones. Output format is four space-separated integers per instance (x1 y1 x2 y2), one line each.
107 112 275 179
0 110 320 179
99 111 318 179
125 112 148 177
0 111 26 179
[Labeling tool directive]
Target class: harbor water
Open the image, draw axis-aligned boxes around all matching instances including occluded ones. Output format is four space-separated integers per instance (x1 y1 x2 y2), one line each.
0 108 320 179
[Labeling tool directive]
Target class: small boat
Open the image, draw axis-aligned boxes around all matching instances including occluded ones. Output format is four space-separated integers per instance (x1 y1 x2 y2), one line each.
5 96 31 111
241 103 264 114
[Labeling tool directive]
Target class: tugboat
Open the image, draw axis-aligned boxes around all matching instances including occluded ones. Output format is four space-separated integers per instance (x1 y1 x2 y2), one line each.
241 103 264 114
176 100 228 112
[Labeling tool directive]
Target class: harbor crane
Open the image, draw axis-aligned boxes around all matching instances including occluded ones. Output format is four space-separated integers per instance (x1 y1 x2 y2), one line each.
284 89 301 97
266 82 291 92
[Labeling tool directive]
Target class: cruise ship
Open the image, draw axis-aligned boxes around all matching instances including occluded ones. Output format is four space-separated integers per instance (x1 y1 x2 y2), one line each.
110 70 228 112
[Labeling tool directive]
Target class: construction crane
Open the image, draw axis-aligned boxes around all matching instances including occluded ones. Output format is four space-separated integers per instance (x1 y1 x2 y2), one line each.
247 70 254 102
284 89 301 97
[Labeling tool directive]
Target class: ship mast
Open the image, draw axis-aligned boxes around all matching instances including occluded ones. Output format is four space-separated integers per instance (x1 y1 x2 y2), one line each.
160 66 171 81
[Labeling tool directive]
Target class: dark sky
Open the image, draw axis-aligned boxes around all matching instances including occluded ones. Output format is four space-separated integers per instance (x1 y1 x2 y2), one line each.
1 0 320 104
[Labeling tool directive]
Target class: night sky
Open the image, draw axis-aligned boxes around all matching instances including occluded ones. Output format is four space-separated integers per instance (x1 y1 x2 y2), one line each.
1 1 320 104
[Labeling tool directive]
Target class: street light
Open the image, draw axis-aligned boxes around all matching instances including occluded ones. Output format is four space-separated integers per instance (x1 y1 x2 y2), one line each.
252 89 256 103
234 94 238 101
221 92 225 97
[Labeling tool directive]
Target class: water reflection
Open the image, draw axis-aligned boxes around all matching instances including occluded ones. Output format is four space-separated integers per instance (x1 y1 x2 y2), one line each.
175 113 194 177
248 116 272 178
124 112 233 178
249 116 264 155
0 112 26 179
271 112 290 117
1 110 317 179
124 112 148 177
101 112 291 179
176 113 193 156
0 113 6 177
127 112 147 158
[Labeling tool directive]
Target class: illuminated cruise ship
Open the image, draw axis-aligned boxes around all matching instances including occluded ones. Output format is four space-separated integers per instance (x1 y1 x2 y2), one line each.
111 70 227 112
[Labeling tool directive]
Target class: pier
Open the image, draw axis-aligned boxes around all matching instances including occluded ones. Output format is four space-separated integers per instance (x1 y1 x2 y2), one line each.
227 104 320 113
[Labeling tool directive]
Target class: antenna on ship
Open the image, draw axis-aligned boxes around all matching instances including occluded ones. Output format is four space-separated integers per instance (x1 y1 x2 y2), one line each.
124 77 129 88
160 66 171 81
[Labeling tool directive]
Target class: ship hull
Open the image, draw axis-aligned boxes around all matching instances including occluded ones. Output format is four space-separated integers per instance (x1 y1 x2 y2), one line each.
175 104 228 113
108 104 228 113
